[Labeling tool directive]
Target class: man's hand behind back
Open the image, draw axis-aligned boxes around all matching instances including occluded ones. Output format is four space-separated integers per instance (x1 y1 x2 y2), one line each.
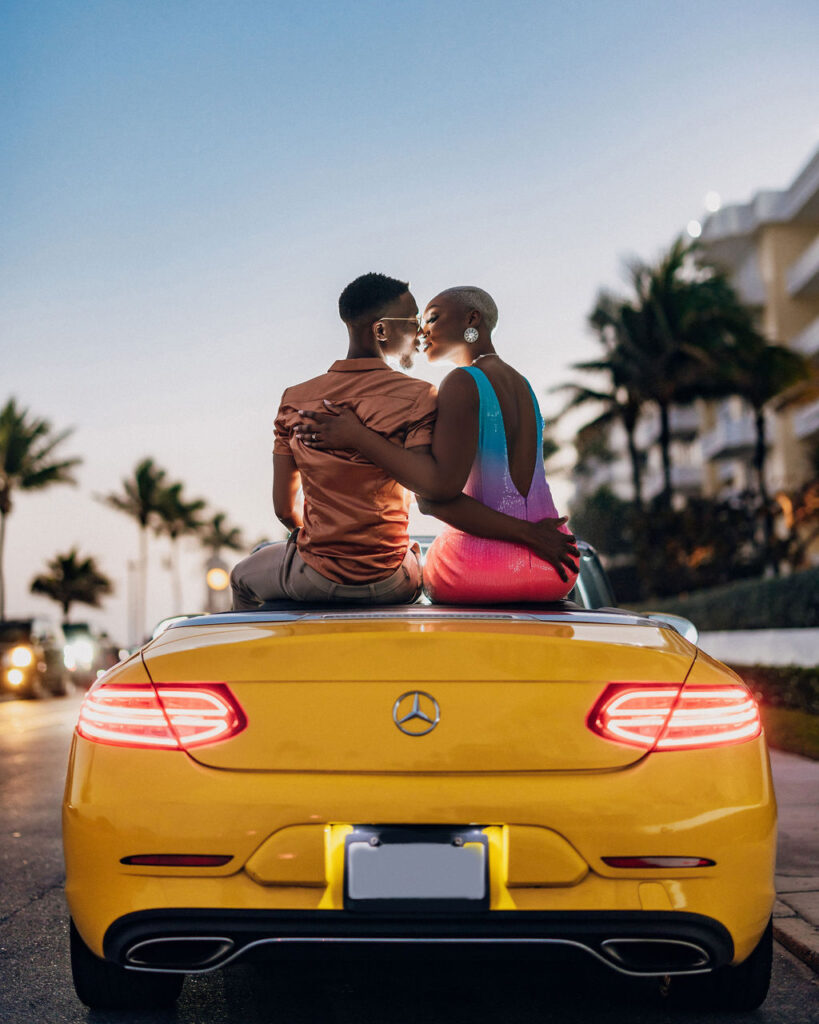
522 517 580 581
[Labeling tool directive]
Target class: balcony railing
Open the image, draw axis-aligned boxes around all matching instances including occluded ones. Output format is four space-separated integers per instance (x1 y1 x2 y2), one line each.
793 399 819 441
573 460 633 498
716 460 738 484
791 316 819 359
787 234 819 298
634 406 700 448
700 415 756 461
642 465 703 500
733 251 767 306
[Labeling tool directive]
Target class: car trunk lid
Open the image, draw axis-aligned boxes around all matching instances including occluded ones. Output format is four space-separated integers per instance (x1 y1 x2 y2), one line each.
141 615 696 772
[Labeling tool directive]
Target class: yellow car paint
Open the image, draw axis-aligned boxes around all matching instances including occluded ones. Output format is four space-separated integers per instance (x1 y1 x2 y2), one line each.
63 613 776 972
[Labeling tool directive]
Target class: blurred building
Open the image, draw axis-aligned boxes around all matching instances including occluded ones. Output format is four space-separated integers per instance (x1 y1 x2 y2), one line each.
572 145 819 519
699 145 819 497
571 406 704 506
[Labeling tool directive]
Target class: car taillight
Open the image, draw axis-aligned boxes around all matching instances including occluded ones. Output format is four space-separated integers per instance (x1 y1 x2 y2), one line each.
77 682 246 749
154 687 246 746
589 683 761 750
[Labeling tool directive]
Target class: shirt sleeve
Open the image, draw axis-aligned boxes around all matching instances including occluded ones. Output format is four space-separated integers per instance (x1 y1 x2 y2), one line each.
273 392 293 455
404 384 438 449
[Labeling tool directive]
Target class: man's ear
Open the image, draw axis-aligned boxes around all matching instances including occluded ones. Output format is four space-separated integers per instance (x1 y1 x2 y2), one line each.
372 319 388 343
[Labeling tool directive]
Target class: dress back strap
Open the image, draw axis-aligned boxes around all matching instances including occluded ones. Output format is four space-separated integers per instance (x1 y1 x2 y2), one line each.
523 376 544 436
461 365 508 457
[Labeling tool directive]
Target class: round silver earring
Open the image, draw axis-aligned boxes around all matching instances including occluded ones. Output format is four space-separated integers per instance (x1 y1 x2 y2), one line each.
464 327 479 344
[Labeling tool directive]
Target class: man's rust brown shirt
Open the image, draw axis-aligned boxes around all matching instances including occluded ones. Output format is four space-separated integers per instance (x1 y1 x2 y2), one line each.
274 359 437 583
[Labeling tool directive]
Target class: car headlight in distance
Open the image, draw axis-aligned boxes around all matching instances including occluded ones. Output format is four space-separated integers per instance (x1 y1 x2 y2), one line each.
7 669 25 686
68 639 95 670
9 646 34 668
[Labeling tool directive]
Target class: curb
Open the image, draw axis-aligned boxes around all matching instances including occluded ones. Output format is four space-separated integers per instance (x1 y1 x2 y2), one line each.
773 918 819 974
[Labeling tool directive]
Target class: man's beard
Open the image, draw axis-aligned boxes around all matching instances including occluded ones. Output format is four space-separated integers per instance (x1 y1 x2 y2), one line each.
399 353 415 370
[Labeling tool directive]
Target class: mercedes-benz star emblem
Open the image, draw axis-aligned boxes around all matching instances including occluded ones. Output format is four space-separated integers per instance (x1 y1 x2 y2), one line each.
393 691 440 736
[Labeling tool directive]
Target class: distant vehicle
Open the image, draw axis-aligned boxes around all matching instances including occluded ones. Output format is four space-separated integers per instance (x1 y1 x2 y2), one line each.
0 618 70 698
63 623 120 689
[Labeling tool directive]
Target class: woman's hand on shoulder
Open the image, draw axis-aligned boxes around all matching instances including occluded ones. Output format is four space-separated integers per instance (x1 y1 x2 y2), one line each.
294 401 365 450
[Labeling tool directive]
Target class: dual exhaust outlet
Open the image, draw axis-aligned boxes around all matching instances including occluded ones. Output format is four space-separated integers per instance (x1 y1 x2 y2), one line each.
124 934 713 977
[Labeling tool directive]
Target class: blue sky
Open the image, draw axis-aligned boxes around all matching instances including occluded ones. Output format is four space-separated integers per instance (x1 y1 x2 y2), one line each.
3 0 818 640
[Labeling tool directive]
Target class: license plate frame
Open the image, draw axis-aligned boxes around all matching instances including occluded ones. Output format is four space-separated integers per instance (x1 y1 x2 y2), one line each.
344 825 489 912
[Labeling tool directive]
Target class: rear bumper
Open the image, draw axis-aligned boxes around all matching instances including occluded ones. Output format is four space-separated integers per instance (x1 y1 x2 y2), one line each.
64 734 776 969
103 907 734 978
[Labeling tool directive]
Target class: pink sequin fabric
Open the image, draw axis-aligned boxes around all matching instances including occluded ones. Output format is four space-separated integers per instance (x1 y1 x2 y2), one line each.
423 367 578 604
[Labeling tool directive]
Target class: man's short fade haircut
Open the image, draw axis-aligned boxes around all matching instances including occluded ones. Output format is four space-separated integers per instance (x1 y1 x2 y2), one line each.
338 272 410 324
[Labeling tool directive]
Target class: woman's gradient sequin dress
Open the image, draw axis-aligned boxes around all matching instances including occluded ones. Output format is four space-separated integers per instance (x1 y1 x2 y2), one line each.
423 367 578 604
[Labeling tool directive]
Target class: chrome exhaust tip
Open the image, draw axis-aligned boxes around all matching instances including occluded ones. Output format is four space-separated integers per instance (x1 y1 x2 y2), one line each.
600 938 711 974
126 936 235 970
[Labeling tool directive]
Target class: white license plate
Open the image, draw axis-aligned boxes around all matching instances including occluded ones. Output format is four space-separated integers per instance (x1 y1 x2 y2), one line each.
346 839 487 901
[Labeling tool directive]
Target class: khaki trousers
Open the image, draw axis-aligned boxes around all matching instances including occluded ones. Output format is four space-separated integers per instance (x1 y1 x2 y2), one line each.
230 532 422 609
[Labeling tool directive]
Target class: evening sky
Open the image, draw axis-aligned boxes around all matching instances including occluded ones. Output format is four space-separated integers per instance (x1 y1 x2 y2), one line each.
2 0 818 640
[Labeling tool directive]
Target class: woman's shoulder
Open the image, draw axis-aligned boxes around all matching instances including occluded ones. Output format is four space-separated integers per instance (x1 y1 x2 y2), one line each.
438 365 482 406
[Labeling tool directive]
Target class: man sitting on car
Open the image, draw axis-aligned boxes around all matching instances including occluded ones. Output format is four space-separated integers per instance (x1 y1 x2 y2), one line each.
230 272 437 606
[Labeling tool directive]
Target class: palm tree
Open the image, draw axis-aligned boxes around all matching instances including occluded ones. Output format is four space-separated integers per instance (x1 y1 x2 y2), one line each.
30 549 113 621
201 512 246 557
614 238 751 504
154 483 207 613
713 329 809 561
557 380 644 511
554 292 649 511
0 398 82 618
99 458 168 639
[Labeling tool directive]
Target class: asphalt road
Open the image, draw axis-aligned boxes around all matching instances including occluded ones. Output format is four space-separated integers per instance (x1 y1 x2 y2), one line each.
1 693 817 1024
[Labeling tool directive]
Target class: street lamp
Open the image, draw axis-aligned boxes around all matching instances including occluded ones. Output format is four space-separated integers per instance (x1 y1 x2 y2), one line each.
204 555 231 613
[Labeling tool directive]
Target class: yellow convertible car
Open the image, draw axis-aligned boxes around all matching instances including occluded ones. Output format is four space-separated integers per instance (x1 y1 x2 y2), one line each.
63 597 775 1012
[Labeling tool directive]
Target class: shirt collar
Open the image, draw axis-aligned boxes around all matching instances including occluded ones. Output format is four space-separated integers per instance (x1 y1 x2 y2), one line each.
328 358 391 373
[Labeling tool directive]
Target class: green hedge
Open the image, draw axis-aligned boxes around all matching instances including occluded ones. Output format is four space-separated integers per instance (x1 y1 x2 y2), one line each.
729 664 819 715
757 706 819 760
633 567 819 630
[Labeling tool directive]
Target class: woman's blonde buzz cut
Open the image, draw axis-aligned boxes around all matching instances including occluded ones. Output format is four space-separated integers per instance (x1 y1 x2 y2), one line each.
437 286 499 333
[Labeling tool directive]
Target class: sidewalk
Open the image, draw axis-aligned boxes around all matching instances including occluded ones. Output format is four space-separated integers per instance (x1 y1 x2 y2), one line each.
770 748 819 972
698 628 819 667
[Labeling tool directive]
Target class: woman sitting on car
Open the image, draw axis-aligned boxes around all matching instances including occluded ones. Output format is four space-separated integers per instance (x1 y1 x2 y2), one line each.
295 286 578 603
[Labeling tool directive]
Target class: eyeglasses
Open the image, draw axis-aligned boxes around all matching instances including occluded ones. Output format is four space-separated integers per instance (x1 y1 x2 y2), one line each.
379 315 423 330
